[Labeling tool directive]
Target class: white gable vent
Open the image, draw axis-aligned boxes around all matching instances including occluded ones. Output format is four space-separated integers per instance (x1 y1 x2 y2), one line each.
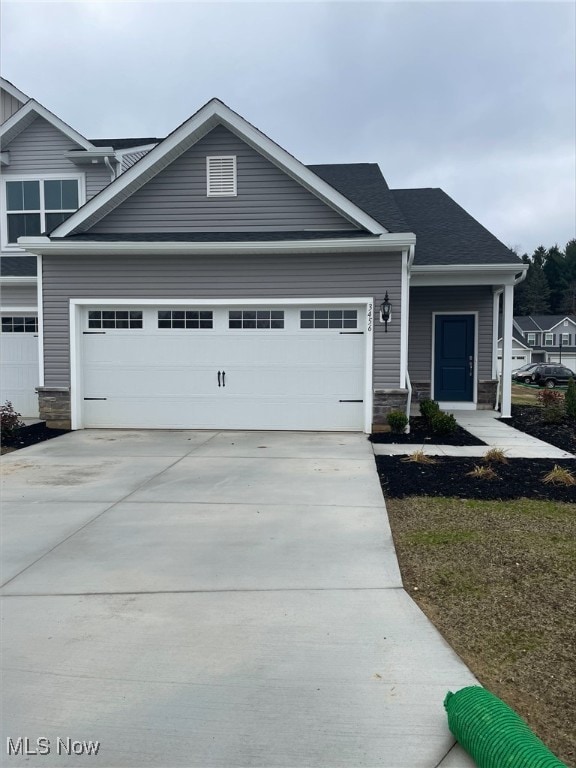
206 155 237 197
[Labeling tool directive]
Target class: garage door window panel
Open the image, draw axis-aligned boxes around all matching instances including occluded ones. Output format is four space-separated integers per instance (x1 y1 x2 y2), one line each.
158 311 213 329
229 310 284 329
88 310 143 329
1 316 38 333
300 309 357 329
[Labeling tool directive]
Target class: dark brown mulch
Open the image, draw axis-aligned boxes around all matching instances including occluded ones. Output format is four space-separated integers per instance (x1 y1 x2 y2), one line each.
370 417 485 446
376 456 576 502
1 422 69 454
503 405 576 455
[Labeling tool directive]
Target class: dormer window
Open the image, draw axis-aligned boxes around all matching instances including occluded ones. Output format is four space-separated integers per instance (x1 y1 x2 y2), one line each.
206 156 237 197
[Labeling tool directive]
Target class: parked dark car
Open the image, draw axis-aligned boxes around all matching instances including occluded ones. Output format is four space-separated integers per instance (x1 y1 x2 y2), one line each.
529 364 576 388
512 363 539 383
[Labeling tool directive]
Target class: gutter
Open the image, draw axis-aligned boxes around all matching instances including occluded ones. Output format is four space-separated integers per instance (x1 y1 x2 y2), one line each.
18 233 417 257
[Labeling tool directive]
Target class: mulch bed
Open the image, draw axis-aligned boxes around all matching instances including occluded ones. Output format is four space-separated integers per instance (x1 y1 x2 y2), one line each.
370 417 486 446
1 422 69 454
503 404 576 455
376 456 576 502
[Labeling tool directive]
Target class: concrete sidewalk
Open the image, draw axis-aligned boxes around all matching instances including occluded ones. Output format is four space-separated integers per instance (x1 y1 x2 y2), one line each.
374 409 574 459
1 429 476 767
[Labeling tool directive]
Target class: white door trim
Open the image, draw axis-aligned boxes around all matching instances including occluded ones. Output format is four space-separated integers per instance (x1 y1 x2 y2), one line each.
431 311 479 405
70 297 374 432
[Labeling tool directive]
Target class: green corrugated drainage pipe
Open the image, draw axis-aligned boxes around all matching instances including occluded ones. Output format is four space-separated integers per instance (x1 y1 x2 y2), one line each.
444 686 567 767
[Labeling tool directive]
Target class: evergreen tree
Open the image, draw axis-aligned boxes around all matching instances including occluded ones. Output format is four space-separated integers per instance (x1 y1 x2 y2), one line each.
514 246 551 315
559 239 576 314
543 245 568 314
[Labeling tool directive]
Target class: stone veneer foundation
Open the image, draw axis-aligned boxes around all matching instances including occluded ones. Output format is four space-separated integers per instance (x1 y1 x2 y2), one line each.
37 387 71 430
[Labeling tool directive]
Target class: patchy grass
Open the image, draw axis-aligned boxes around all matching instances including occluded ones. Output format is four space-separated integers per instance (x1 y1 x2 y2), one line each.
512 383 541 405
386 497 576 767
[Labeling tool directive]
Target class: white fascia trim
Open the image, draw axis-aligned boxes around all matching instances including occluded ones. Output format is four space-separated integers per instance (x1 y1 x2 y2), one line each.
411 263 528 287
0 100 94 150
0 78 30 104
69 296 375 432
19 233 415 257
51 99 388 237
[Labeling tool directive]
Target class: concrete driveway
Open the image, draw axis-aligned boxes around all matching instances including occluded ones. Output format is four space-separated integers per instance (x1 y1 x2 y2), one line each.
1 430 475 767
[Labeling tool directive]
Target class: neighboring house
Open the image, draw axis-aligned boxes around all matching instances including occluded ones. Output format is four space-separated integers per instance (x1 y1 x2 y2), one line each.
498 315 576 373
0 77 160 415
3 83 526 430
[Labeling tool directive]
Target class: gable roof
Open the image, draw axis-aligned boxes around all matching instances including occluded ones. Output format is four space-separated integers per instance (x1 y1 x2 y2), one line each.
0 98 94 150
391 188 521 266
50 98 395 238
515 315 576 332
0 77 30 106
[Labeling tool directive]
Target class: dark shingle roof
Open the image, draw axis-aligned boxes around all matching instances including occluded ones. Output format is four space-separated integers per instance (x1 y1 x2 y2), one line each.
308 164 409 233
0 256 37 277
514 316 542 332
527 315 576 331
89 138 162 150
57 230 375 243
390 188 521 266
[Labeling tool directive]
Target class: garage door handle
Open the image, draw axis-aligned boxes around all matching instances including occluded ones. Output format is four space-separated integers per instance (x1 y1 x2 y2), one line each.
222 371 226 387
217 371 221 387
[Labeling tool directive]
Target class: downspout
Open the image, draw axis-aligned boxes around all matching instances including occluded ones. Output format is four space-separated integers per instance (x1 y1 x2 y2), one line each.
404 244 415 432
104 155 117 182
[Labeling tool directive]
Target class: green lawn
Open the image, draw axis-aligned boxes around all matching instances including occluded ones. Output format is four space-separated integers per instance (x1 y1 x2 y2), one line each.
386 496 576 767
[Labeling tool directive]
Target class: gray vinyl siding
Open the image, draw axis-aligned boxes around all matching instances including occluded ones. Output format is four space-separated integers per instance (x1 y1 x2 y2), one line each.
42 252 402 388
0 283 38 307
408 286 494 381
88 125 357 233
0 90 24 124
2 116 111 201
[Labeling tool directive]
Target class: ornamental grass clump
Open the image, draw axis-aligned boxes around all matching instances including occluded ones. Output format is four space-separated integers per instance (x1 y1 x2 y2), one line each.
542 465 576 486
483 448 509 464
401 449 437 464
467 464 498 480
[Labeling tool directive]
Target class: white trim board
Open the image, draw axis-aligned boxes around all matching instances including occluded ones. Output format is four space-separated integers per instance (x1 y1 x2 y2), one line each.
0 99 94 150
431 311 479 405
0 78 29 105
69 297 374 433
50 98 396 237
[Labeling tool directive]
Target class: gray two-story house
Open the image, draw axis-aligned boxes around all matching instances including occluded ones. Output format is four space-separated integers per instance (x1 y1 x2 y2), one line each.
2 81 526 430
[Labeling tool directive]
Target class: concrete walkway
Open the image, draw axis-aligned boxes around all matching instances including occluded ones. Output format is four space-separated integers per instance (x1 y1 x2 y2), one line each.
1 430 475 767
374 409 574 459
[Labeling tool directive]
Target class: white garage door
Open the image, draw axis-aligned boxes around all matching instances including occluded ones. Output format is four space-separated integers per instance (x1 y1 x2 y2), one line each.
79 304 367 430
0 314 39 417
497 353 529 374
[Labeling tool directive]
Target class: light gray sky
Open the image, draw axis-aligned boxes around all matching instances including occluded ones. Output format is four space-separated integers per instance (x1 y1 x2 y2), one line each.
2 1 575 254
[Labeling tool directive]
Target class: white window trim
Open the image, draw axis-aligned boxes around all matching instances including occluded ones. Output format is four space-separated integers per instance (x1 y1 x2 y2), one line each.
526 332 536 345
1 172 86 251
206 155 237 197
561 333 570 345
69 297 374 433
544 333 554 346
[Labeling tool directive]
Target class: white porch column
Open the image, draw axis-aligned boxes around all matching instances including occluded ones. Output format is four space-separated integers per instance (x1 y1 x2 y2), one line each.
501 283 514 417
492 289 502 379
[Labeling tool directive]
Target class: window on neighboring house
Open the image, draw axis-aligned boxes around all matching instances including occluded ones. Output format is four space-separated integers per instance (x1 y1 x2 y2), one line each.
4 177 81 245
561 333 570 346
544 333 554 346
206 156 237 197
526 333 536 345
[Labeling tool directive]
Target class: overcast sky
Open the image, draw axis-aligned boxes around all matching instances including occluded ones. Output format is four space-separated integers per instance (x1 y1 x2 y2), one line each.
2 1 575 254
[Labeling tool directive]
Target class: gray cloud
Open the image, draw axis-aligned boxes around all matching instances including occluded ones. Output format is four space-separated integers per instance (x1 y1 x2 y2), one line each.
2 0 574 253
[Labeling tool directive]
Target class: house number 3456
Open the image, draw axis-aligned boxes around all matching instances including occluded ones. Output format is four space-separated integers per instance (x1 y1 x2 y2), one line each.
367 303 373 332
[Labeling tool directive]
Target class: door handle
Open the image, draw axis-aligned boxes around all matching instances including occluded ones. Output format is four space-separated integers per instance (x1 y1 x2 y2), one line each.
469 356 474 376
222 371 226 387
217 370 221 387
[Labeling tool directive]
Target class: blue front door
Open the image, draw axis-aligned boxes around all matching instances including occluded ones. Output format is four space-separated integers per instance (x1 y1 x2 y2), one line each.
434 315 474 401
